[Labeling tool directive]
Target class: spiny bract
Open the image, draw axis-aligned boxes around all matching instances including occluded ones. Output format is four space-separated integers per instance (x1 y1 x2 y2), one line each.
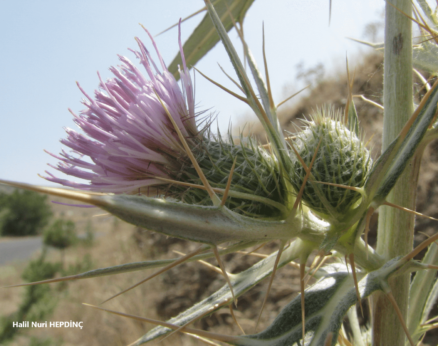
290 107 373 218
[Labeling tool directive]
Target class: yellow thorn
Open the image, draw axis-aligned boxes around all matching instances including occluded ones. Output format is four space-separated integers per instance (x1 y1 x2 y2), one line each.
293 138 322 210
213 246 236 306
234 243 267 260
386 292 415 346
345 255 350 275
159 298 231 343
82 302 237 343
300 261 306 341
234 250 267 259
92 213 109 218
312 181 362 192
344 56 352 125
365 133 376 148
348 253 363 317
173 250 223 275
255 240 286 330
100 245 207 304
194 67 249 105
383 201 438 222
262 23 275 110
424 315 438 325
338 328 353 346
221 157 237 206
149 175 287 213
217 63 245 93
213 2 272 127
354 94 384 110
289 139 336 217
324 332 333 346
153 89 221 206
4 273 81 288
276 86 309 109
305 252 331 286
154 6 207 37
303 251 323 282
403 232 438 262
229 305 245 335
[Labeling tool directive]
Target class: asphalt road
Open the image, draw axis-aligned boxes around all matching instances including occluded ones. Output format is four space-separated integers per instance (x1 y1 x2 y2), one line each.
0 232 104 266
0 237 43 266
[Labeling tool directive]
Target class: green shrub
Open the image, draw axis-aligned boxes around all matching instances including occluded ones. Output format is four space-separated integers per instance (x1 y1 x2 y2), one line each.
43 219 77 250
0 252 60 343
21 251 61 283
0 190 52 236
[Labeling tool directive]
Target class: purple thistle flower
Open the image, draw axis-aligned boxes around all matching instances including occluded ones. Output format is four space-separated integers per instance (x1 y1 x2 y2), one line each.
45 24 200 194
44 23 285 217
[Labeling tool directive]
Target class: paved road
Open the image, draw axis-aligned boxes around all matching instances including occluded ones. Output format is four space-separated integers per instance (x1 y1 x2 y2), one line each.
0 232 104 266
0 237 43 266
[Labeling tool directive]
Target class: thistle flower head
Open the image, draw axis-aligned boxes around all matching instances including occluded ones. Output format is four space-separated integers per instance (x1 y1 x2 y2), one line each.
290 106 373 217
44 24 286 218
45 25 199 194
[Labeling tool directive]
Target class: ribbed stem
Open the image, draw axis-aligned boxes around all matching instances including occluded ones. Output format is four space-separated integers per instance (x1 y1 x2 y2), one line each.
373 1 414 345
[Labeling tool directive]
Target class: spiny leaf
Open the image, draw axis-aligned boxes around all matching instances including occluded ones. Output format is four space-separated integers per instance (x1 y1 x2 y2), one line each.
347 93 359 136
5 241 262 288
168 0 255 79
418 0 437 25
0 180 302 245
130 239 318 345
133 255 411 346
408 241 438 343
365 79 438 204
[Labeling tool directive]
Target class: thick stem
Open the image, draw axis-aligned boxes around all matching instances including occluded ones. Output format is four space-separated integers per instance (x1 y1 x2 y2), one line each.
373 1 414 345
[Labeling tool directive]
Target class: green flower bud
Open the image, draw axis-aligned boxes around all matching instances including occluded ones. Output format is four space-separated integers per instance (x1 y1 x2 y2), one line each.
169 133 285 218
290 107 372 218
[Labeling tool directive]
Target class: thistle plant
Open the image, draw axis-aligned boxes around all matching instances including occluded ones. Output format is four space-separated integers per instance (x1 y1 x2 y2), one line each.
5 0 438 345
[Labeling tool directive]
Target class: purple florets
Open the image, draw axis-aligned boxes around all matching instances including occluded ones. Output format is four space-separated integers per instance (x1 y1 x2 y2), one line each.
45 24 199 194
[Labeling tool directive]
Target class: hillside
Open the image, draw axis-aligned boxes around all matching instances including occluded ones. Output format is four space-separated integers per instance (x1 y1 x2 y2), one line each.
3 50 438 345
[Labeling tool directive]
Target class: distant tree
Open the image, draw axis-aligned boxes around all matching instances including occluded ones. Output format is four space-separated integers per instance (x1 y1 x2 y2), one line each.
0 190 52 236
43 219 77 266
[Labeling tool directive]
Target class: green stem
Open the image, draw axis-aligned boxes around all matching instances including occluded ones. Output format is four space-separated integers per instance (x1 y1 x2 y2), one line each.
373 1 414 345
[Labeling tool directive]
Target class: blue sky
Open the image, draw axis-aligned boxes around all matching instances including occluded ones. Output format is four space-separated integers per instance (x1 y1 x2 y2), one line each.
0 0 385 186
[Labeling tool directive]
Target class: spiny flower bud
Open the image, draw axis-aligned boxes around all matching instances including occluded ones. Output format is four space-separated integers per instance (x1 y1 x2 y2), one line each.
290 107 373 218
170 133 285 218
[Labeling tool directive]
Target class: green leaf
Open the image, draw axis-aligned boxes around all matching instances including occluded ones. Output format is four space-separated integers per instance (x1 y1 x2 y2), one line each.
203 0 265 122
408 242 438 343
7 240 263 287
412 41 438 74
228 257 410 346
348 97 359 136
203 0 294 182
135 256 407 346
244 47 292 173
168 0 255 79
422 278 438 326
416 0 438 28
0 180 312 245
364 83 438 203
130 239 318 345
